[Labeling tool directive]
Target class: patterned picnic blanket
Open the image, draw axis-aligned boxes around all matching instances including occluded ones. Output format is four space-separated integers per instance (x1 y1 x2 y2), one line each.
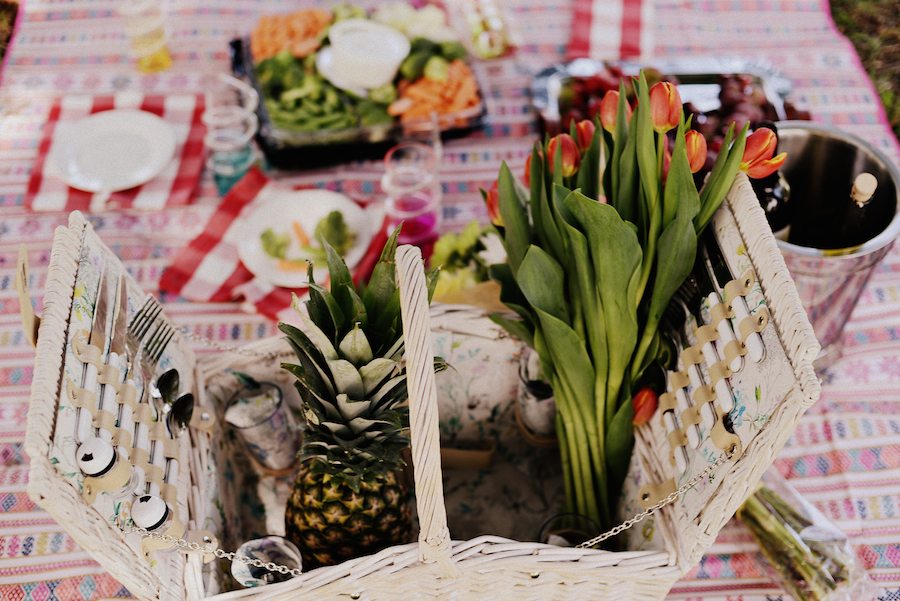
0 1 898 599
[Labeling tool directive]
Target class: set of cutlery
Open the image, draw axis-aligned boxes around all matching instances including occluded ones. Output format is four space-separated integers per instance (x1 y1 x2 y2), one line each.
71 269 193 534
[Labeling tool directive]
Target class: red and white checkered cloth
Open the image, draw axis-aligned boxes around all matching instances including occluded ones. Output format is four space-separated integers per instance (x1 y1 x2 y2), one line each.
567 0 653 61
158 167 389 322
25 93 206 212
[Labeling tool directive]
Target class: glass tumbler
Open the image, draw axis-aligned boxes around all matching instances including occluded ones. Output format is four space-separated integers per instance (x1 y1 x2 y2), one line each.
118 0 172 73
224 381 300 474
203 74 260 122
232 536 302 587
203 107 259 197
203 75 260 196
381 142 443 259
538 513 602 547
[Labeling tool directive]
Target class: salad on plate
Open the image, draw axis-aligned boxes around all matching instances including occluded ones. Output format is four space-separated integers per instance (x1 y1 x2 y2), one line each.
237 189 375 289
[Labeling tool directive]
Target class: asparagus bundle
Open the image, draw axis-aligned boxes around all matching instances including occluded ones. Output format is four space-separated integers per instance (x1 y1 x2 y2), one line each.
737 473 876 600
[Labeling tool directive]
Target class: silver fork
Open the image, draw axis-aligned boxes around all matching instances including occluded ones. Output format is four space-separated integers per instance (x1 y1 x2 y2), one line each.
114 296 164 454
138 320 175 405
133 318 176 496
126 297 164 375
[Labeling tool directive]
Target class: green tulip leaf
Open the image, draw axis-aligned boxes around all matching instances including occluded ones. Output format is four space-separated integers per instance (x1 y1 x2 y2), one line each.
634 72 659 226
695 123 749 232
531 151 565 261
497 161 530 274
533 307 595 424
616 107 640 228
516 245 569 324
489 314 534 348
563 191 642 424
605 397 634 507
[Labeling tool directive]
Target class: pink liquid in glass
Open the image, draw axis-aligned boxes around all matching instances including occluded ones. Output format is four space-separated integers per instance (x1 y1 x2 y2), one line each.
387 191 440 259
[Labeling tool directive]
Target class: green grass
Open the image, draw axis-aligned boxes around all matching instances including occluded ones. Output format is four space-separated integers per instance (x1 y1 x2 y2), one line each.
831 0 900 140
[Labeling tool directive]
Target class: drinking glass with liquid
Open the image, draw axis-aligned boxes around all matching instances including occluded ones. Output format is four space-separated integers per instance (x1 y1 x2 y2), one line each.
119 0 172 73
381 142 442 259
204 110 259 196
202 76 261 196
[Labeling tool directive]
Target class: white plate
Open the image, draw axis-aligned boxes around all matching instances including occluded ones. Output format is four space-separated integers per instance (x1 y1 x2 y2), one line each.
237 189 376 289
48 109 177 193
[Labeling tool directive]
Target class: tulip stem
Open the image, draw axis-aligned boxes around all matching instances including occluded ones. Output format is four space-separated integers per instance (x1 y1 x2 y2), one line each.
656 133 666 181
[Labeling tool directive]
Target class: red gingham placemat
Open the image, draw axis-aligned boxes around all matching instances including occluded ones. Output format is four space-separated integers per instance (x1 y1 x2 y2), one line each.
24 93 206 212
159 167 388 322
567 0 653 60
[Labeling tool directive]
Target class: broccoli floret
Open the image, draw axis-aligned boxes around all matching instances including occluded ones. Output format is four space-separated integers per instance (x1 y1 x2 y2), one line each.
260 227 290 259
314 210 356 256
358 100 393 126
439 41 467 61
424 56 450 82
410 37 440 55
368 83 397 105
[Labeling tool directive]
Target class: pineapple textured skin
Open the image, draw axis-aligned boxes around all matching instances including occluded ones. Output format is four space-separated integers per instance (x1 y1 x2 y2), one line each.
285 464 412 568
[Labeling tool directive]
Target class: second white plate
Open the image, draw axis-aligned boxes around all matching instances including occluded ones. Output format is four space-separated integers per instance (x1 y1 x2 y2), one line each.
48 109 177 193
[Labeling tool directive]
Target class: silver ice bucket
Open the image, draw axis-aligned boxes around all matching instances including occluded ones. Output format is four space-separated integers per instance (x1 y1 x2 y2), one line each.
775 121 900 370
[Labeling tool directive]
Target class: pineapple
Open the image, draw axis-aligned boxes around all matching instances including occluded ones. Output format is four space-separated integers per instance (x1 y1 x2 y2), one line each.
280 231 443 568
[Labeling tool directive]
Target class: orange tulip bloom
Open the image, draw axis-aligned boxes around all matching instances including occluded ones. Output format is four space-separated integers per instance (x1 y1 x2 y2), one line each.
484 180 502 226
546 133 580 178
648 81 682 133
632 387 658 426
575 119 596 151
740 127 787 179
523 149 543 187
685 130 707 174
523 153 532 187
599 90 630 133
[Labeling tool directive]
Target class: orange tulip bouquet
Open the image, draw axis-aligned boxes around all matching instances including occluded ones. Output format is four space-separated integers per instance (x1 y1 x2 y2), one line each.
485 71 786 531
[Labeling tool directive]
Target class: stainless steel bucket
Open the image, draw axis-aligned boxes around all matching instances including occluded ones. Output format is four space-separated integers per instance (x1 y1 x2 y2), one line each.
775 121 900 370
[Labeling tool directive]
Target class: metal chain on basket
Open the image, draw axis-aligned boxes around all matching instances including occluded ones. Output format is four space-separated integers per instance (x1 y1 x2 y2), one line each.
575 450 735 549
117 451 733 576
121 523 304 578
176 327 291 360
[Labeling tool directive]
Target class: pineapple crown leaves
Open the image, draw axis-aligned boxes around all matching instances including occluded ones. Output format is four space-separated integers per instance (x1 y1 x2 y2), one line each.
286 226 439 361
279 226 447 491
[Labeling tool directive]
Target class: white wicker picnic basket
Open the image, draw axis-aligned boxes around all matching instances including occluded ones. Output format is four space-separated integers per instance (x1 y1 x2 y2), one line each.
24 174 820 600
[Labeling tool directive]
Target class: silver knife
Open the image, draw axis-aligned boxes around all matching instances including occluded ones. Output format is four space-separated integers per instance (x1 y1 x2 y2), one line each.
76 267 110 443
97 275 130 448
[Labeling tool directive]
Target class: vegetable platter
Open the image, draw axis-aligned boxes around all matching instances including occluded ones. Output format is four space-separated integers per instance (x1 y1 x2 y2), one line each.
230 2 487 168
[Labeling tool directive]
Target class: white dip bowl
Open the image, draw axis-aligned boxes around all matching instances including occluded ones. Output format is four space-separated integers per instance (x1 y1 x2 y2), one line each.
329 19 411 90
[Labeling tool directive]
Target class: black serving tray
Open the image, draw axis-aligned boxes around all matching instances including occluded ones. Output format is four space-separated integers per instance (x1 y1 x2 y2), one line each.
229 38 487 170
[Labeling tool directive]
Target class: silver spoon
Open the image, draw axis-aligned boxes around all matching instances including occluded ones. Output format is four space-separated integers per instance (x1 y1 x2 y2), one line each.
167 393 194 435
151 368 180 418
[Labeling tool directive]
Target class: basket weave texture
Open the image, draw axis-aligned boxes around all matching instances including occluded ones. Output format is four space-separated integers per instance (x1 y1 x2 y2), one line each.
25 174 820 600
